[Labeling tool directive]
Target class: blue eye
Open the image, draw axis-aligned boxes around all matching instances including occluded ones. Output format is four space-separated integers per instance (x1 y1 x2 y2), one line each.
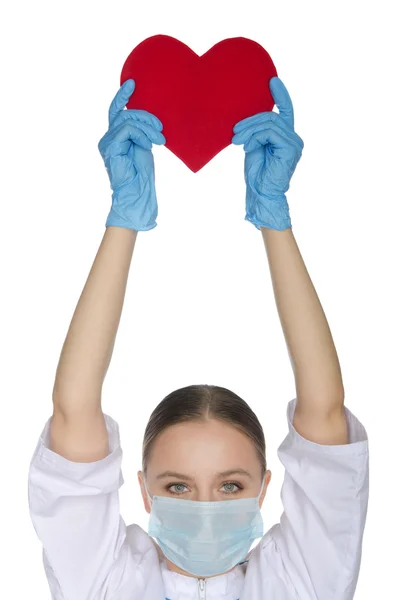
168 483 188 495
221 482 243 494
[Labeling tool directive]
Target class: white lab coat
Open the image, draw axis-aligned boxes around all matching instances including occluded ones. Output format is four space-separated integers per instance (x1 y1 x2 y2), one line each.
28 398 369 600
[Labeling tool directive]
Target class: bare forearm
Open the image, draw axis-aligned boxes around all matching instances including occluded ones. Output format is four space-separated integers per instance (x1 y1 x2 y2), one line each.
261 226 344 414
52 226 137 413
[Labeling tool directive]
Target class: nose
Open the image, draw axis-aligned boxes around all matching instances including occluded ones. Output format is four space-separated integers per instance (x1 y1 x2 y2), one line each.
193 489 218 502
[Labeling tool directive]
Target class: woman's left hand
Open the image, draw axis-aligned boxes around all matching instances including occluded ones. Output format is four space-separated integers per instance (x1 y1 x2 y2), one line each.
232 77 304 231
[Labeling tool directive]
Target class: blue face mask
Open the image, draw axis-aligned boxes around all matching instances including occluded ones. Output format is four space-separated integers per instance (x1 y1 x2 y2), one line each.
146 480 265 578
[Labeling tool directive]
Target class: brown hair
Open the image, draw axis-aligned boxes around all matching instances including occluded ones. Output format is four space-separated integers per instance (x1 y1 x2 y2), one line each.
142 384 267 475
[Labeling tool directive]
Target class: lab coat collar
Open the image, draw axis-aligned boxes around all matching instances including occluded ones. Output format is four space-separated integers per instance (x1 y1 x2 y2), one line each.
154 539 247 598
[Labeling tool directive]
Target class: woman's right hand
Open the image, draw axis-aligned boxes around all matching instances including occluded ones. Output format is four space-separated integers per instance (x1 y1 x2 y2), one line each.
98 79 166 231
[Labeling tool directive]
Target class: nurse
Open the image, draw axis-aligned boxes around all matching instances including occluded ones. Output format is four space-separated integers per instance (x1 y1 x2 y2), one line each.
28 77 369 600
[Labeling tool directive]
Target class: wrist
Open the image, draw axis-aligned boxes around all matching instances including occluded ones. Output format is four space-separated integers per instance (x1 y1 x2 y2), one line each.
246 191 291 231
106 204 157 232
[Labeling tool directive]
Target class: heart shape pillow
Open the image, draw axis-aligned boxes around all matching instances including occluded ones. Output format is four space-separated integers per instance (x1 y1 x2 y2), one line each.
121 35 277 172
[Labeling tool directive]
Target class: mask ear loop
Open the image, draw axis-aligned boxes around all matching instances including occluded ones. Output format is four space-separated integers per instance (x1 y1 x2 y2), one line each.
143 477 153 507
257 476 266 501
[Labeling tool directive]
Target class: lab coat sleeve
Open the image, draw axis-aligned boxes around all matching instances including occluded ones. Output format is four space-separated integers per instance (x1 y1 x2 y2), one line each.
268 398 369 600
27 412 138 600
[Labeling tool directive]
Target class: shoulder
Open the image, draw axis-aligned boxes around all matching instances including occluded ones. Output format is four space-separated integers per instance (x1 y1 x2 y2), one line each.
125 523 160 561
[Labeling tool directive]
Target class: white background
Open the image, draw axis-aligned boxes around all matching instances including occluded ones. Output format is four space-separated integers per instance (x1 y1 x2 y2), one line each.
1 0 396 598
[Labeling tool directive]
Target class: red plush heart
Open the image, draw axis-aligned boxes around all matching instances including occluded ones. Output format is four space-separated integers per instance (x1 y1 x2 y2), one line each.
121 35 277 173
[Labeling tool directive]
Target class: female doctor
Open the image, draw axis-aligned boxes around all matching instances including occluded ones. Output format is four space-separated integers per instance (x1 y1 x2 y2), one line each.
28 77 369 600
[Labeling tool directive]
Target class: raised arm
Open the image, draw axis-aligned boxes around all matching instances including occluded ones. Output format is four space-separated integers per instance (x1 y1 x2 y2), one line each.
261 227 347 444
232 77 347 444
51 79 166 462
50 227 137 460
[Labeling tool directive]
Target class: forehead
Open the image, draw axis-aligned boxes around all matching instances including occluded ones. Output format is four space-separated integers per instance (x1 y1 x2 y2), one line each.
147 418 262 479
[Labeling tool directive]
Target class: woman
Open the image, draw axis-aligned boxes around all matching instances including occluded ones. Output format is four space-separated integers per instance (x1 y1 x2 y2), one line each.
28 77 369 599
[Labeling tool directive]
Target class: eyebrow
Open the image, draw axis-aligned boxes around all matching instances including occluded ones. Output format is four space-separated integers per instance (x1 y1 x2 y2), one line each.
156 468 253 481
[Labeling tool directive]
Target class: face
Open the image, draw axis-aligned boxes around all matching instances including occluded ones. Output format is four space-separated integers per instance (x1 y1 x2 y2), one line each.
138 418 272 577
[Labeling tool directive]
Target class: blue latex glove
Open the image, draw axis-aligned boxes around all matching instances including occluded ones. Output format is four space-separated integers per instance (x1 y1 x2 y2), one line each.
98 79 166 231
232 77 304 231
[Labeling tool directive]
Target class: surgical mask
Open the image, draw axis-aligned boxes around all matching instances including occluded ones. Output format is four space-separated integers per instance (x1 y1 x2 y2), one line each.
145 479 265 577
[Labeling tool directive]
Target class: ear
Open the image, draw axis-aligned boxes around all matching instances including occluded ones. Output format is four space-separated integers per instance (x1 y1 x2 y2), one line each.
137 470 152 514
259 470 272 509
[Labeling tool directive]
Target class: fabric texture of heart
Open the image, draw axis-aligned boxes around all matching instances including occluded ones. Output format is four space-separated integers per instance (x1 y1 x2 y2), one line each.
120 35 278 173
